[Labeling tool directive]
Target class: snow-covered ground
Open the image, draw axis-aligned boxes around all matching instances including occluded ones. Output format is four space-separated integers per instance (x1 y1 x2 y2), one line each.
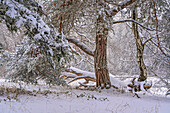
0 79 170 113
1 90 170 113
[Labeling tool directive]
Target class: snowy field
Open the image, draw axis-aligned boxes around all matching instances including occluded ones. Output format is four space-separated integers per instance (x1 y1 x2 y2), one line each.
0 79 170 113
1 90 170 113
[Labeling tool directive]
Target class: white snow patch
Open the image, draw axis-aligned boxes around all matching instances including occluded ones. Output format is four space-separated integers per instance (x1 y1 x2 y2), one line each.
0 80 170 113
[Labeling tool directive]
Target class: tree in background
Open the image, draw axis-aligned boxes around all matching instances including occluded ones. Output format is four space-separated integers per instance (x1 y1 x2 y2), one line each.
132 6 147 81
123 0 169 91
136 0 170 88
0 0 169 91
44 0 138 88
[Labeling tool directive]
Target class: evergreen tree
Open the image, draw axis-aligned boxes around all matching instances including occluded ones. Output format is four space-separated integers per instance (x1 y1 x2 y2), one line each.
0 0 71 84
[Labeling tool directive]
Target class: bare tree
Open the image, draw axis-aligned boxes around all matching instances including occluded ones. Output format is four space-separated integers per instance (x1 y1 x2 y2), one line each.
132 7 147 81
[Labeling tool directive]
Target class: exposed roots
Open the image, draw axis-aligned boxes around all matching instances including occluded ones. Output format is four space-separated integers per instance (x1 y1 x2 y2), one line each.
166 89 170 96
127 77 152 98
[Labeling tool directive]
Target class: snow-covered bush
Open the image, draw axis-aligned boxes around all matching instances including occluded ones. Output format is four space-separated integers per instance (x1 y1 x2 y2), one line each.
0 0 72 84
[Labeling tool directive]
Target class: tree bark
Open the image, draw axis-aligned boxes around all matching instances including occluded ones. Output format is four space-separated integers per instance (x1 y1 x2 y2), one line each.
94 14 111 89
132 7 147 81
93 0 137 89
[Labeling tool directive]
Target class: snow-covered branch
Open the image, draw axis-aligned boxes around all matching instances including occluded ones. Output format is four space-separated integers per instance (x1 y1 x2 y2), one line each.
0 0 71 84
66 37 94 57
0 0 71 68
106 0 137 17
62 67 125 88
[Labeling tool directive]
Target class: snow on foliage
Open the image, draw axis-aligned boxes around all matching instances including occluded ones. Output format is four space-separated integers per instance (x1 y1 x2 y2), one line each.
0 0 71 84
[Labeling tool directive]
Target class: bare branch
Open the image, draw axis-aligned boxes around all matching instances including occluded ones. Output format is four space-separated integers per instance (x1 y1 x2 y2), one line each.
151 0 160 47
68 76 96 84
143 37 154 46
148 67 169 87
126 23 170 58
112 19 157 31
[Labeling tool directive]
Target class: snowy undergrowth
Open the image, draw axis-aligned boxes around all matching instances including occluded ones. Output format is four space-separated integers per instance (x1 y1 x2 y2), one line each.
122 76 169 96
0 78 170 113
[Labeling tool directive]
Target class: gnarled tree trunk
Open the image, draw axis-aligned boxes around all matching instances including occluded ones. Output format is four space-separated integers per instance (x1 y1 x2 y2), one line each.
94 14 111 89
132 7 147 82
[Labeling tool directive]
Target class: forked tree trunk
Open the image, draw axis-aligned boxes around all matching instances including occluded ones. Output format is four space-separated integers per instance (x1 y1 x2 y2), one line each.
94 14 111 89
132 8 147 81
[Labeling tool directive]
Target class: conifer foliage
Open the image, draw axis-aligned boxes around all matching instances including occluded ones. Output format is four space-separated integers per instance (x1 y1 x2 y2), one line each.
0 0 71 84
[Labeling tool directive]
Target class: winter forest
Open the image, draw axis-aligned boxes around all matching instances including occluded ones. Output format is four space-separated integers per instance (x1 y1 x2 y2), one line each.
0 0 169 113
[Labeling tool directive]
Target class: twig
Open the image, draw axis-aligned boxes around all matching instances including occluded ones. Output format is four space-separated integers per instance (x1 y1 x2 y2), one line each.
147 67 169 86
112 19 158 31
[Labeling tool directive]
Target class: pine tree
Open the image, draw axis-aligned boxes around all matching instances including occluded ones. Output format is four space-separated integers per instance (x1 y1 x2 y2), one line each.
0 0 71 84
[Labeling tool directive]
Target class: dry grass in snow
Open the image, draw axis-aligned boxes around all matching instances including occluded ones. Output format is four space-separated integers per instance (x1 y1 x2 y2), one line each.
0 79 170 113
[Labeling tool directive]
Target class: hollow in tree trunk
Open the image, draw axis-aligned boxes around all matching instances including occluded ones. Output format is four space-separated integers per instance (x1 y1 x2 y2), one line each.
94 14 111 89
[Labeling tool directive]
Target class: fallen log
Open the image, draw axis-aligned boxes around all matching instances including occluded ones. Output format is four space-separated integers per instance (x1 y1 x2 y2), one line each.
61 67 125 89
